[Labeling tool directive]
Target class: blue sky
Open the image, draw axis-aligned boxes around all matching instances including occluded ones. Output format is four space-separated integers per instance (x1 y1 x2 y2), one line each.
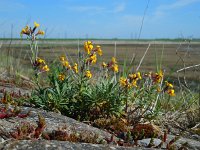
0 0 200 39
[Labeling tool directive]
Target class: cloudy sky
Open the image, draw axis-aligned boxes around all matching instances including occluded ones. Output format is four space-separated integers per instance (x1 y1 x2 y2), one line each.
0 0 200 39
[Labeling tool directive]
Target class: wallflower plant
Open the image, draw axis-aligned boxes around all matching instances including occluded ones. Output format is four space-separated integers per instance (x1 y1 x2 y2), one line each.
20 22 48 81
21 23 179 125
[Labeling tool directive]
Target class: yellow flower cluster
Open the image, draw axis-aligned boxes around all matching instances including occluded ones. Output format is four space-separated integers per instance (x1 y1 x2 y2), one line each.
165 81 173 88
165 81 175 96
20 22 45 38
119 77 131 89
59 55 78 75
34 22 40 28
60 56 65 61
41 65 50 72
36 30 45 36
96 45 103 56
156 81 175 96
111 57 117 64
167 89 175 96
86 53 97 64
57 41 103 80
129 72 142 81
102 57 119 73
151 70 163 83
85 70 92 79
84 41 94 54
20 25 30 36
84 41 103 55
112 64 119 73
36 58 45 65
72 63 78 73
119 72 142 88
58 73 65 81
60 55 71 70
34 57 49 72
84 41 102 65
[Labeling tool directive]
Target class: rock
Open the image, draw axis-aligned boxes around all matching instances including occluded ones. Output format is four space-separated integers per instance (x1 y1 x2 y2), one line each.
0 85 30 97
138 138 162 147
0 103 200 149
0 137 5 143
191 134 200 140
167 135 200 150
0 139 156 150
137 135 200 150
0 105 200 149
0 105 114 140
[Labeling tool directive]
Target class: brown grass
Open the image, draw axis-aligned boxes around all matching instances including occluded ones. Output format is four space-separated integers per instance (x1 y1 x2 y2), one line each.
1 39 200 82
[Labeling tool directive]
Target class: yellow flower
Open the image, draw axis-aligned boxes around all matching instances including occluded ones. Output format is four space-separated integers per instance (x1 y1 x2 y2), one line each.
87 53 97 64
58 73 65 81
112 64 118 73
90 54 97 64
165 81 173 88
111 57 117 64
72 63 78 73
129 73 137 80
167 89 175 96
36 58 45 65
119 77 132 88
60 55 65 62
62 61 71 69
102 62 107 68
41 65 49 72
96 45 102 56
20 25 30 35
137 72 142 80
34 22 40 28
85 70 92 79
153 70 163 83
20 28 26 35
119 77 127 87
129 72 142 80
84 41 93 54
131 80 138 87
158 70 163 77
36 30 45 35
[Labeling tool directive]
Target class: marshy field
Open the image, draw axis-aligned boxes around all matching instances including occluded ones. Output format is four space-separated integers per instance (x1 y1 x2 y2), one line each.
1 39 200 88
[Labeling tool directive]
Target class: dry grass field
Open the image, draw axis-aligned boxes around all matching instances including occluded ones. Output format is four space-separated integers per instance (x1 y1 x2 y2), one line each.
1 39 200 88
